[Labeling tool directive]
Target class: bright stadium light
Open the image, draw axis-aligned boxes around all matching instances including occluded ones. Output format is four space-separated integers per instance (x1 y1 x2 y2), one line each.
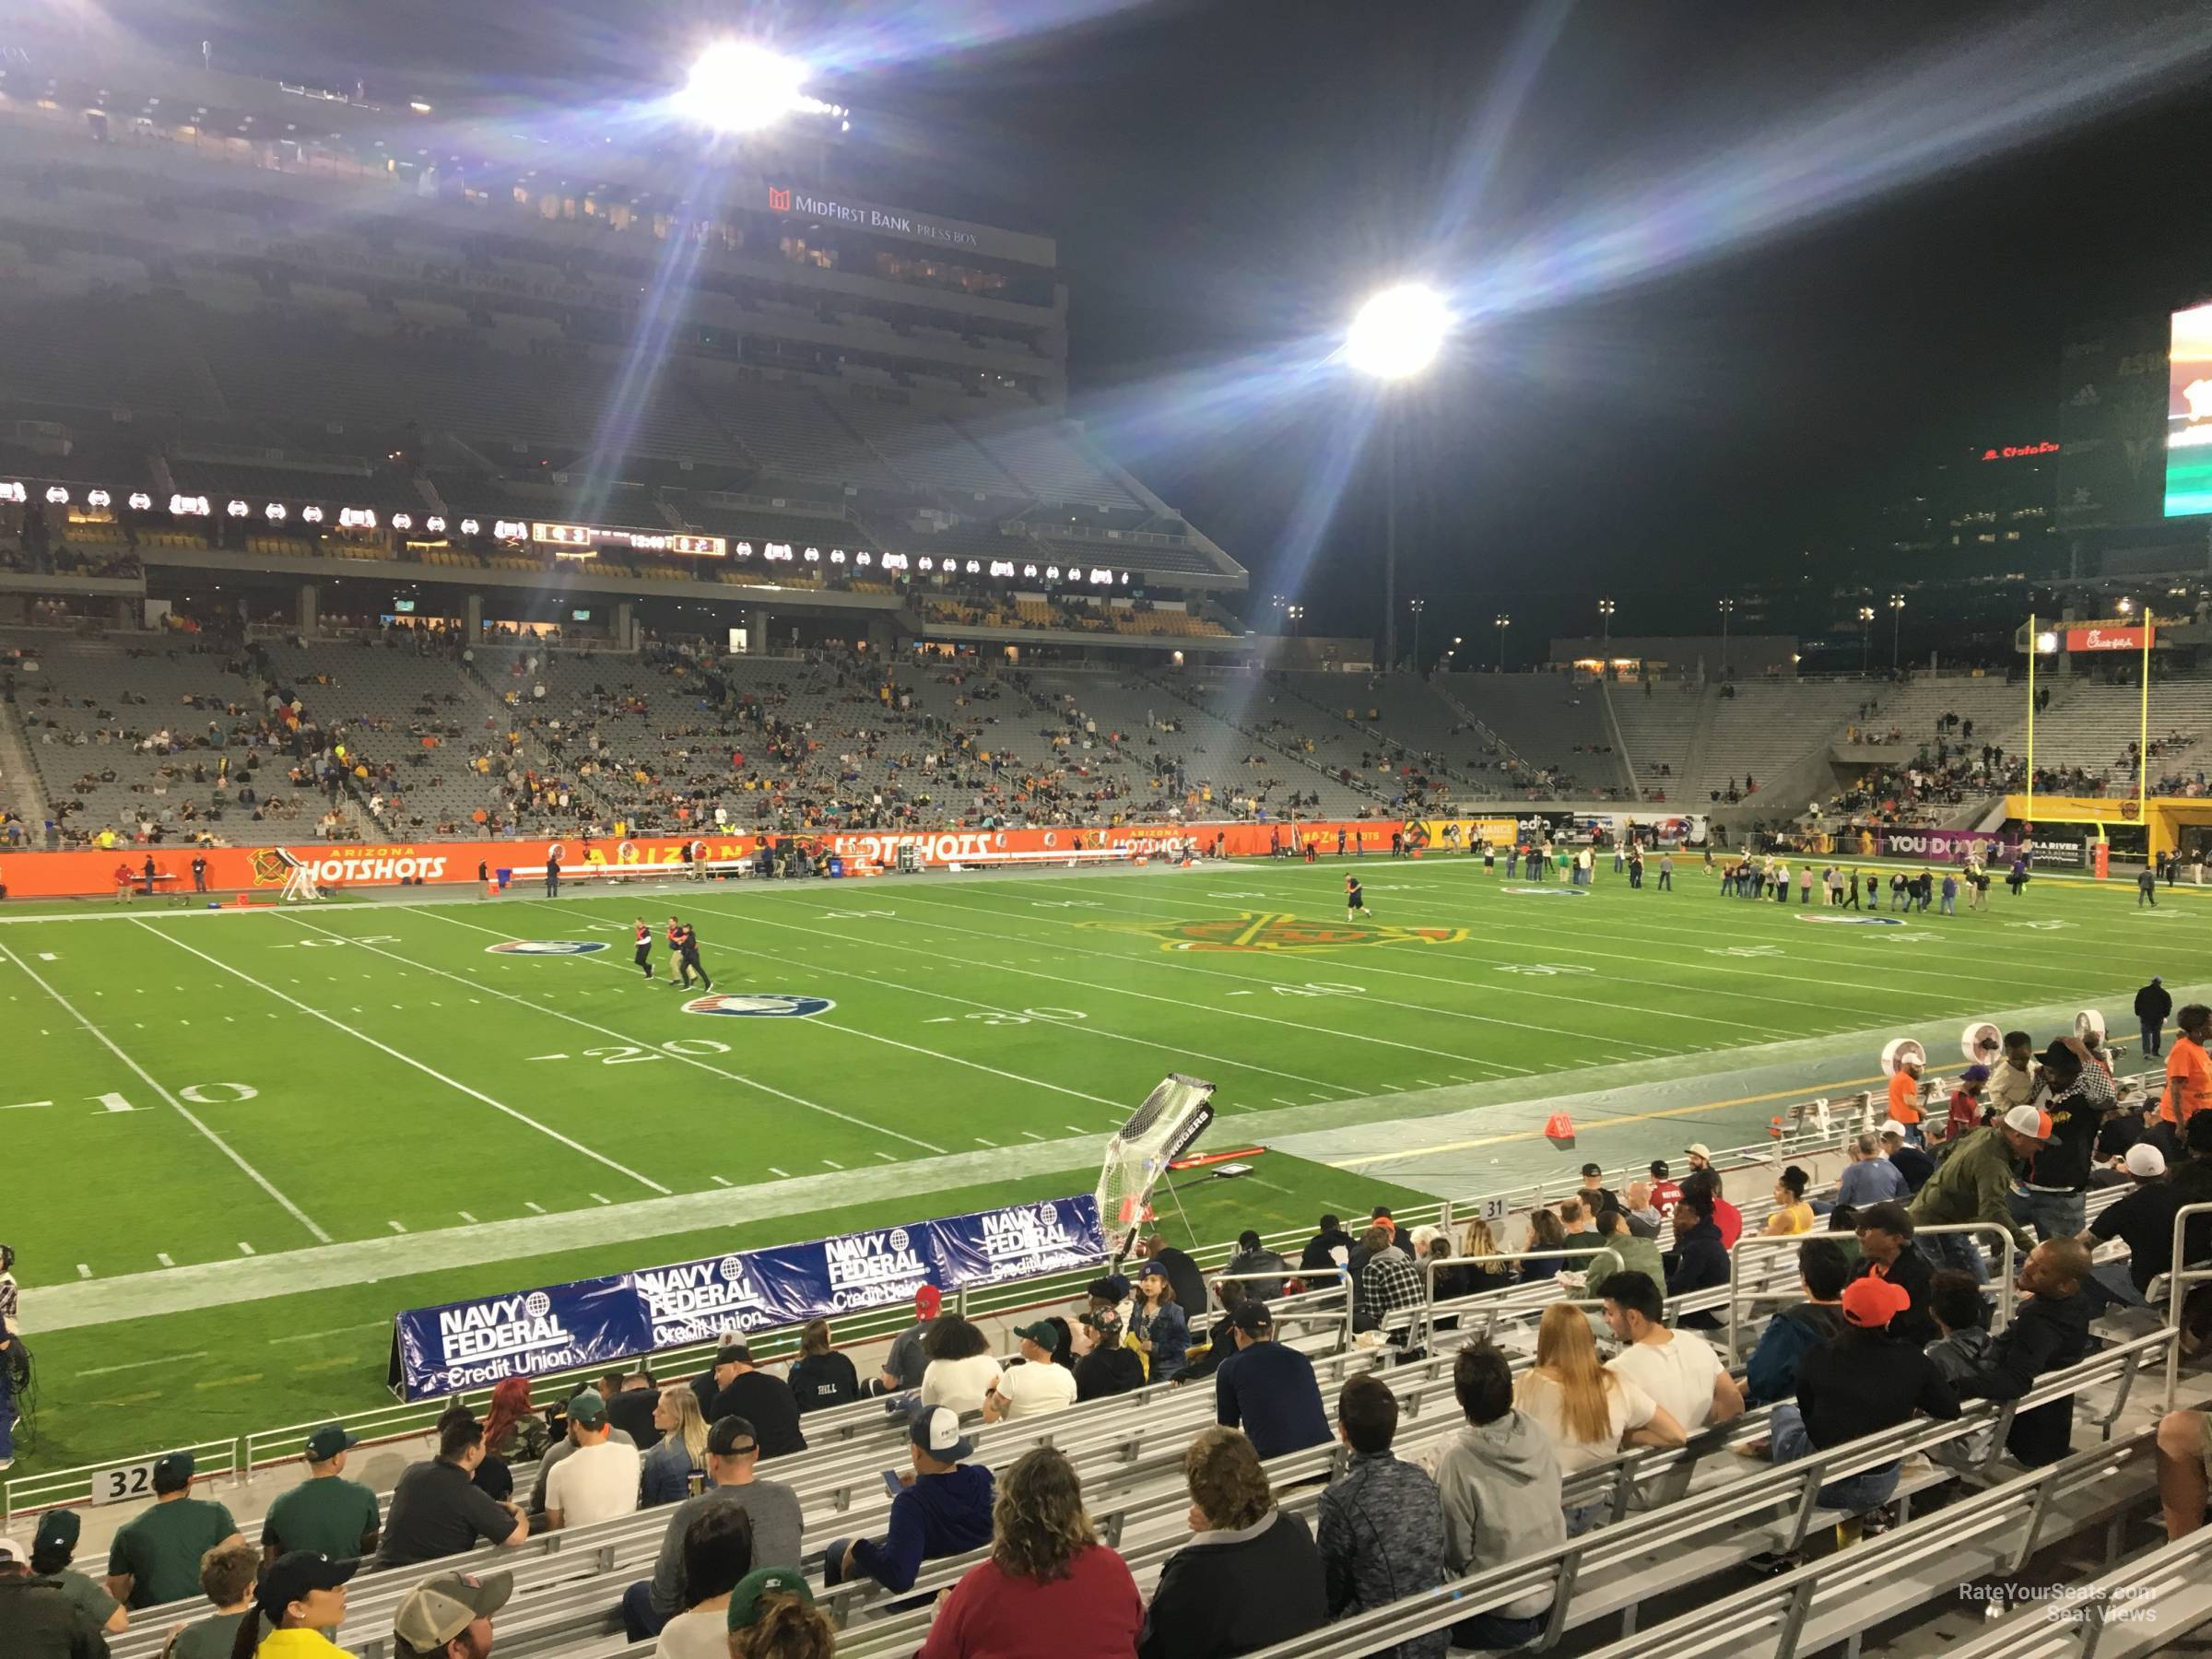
676 41 834 134
1346 283 1450 380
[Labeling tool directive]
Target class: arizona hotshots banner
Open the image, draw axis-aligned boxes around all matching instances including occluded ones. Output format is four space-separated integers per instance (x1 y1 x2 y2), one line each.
0 818 1428 900
389 1194 1104 1400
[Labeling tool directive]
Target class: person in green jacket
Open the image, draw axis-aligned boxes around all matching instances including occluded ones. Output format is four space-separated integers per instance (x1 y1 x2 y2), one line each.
1582 1206 1665 1288
1908 1104 2047 1286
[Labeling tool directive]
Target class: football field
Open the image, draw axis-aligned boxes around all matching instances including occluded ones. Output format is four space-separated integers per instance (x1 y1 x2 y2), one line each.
6 852 2210 1472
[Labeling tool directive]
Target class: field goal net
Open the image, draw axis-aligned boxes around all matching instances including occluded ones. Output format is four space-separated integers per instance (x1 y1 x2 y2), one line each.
275 851 323 903
1096 1073 1216 1258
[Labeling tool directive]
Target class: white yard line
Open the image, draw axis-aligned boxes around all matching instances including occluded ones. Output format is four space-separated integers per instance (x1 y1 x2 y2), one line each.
324 908 949 1158
136 921 673 1197
0 939 334 1244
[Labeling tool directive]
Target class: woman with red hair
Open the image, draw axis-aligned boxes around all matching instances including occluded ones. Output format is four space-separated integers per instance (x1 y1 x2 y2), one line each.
474 1377 548 1502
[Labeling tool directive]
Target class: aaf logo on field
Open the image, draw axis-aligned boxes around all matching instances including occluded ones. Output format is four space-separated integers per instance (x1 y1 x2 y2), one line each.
1501 886 1585 898
1795 914 1904 927
487 940 608 955
685 993 836 1018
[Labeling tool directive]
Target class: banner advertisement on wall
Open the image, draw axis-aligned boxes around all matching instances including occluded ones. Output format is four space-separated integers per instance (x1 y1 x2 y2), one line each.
387 1194 1104 1400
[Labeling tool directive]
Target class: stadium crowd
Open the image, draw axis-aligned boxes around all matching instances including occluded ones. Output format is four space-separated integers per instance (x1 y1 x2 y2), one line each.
13 1005 2212 1659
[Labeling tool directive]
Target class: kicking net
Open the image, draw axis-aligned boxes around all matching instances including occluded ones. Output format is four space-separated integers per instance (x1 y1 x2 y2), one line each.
1095 1073 1216 1256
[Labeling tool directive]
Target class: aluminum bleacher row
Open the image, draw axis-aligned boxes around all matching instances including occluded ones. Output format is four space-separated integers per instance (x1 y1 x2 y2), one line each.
58 1067 2212 1659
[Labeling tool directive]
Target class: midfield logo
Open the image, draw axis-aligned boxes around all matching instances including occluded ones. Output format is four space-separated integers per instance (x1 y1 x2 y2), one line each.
1080 911 1465 953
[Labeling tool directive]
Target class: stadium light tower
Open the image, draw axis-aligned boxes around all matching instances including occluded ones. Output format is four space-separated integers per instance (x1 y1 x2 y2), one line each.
1716 596 1735 679
1494 612 1511 671
1888 592 1906 670
675 41 834 133
1409 596 1427 674
1858 605 1876 675
1598 598 1616 649
1347 282 1449 674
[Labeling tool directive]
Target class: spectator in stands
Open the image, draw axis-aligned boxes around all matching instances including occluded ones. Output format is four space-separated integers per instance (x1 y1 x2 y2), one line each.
1085 1276 1135 1329
1457 1218 1515 1295
1583 1206 1664 1288
707 1347 806 1459
1140 1428 1327 1659
1665 1191 1731 1328
541 1389 641 1531
474 1380 547 1503
1947 1238 2097 1465
2081 1143 2183 1307
874 1285 943 1396
2023 1039 2112 1243
1141 1233 1209 1321
1173 1283 1244 1385
625 1416 803 1641
648 1506 753 1659
1944 1067 1992 1143
1519 1207 1570 1286
919 1315 1004 1419
263 1425 381 1565
1923 1270 1995 1389
603 1371 663 1450
1225 1230 1290 1300
1316 1375 1450 1656
1852 1201 1938 1346
1762 1166 1816 1235
1129 1261 1190 1381
983 1322 1078 1422
1300 1214 1357 1275
1436 1344 1568 1651
391 1568 512 1659
640 1385 711 1506
1678 1167 1742 1247
103 1453 243 1610
1622 1180 1664 1241
1 1532 109 1659
1576 1163 1622 1218
2158 1005 2212 1160
1600 1271 1743 1432
1074 1312 1144 1401
163 1537 257 1659
1989 1031 2037 1116
25 1512 124 1638
375 1408 528 1571
1214 1300 1332 1459
1881 1123 1936 1192
1358 1225 1425 1353
826 1406 994 1601
1838 1133 1910 1207
1769 1275 1959 1518
785 1320 859 1416
241 1551 357 1659
1518 1302 1685 1509
1908 1104 2047 1284
1744 1241 1851 1406
725 1567 833 1658
918 1446 1142 1659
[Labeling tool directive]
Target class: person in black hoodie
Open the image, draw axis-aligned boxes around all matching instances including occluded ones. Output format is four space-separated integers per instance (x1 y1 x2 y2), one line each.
1744 1241 1850 1406
1074 1313 1145 1401
1850 1201 1938 1346
1773 1273 1960 1514
1299 1215 1357 1274
1949 1238 2097 1466
2021 1039 2110 1244
1137 1427 1328 1659
1665 1191 1730 1328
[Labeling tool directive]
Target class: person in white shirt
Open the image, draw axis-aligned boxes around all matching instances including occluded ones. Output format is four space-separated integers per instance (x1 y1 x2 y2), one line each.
917 1314 1003 1418
1515 1303 1687 1479
983 1324 1077 1422
1597 1271 1742 1433
544 1390 642 1530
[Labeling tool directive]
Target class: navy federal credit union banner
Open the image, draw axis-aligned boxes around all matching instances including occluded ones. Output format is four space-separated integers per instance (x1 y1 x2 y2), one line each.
390 1194 1104 1400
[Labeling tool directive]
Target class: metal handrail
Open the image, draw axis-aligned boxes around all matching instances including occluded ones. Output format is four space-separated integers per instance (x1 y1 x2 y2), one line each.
2159 1199 2212 1410
1726 1220 2019 1358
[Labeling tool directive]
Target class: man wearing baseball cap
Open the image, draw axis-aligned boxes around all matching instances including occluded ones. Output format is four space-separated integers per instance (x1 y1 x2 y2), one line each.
983 1322 1077 1423
623 1416 803 1641
249 1551 357 1658
0 1532 110 1659
393 1569 512 1659
1771 1271 1960 1515
825 1406 994 1600
1215 1301 1332 1460
265 1426 381 1566
28 1510 125 1636
1907 1103 2046 1285
103 1452 243 1610
872 1285 943 1398
543 1390 641 1532
2084 1141 2181 1308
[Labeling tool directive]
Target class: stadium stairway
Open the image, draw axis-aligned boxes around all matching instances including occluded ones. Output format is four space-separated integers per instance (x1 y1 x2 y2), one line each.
0 687 54 833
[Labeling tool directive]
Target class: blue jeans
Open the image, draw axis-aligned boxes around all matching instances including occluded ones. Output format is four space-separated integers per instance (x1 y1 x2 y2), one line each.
1924 1230 1989 1284
620 1580 667 1641
0 1375 12 1462
2092 1261 2148 1309
2143 1019 2165 1058
1452 1609 1547 1650
1771 1403 1900 1512
2018 1188 2086 1244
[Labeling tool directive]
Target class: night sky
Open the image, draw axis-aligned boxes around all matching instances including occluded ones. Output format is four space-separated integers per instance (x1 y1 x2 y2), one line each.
50 0 2212 654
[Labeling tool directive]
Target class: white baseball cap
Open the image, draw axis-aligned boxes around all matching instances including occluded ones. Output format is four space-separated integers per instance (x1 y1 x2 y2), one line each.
2000 1104 2053 1141
1880 1121 1913 1140
0 1536 27 1566
2126 1143 2168 1178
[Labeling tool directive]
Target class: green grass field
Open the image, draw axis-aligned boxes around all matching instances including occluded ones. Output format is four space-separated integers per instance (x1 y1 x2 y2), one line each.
6 852 2209 1474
